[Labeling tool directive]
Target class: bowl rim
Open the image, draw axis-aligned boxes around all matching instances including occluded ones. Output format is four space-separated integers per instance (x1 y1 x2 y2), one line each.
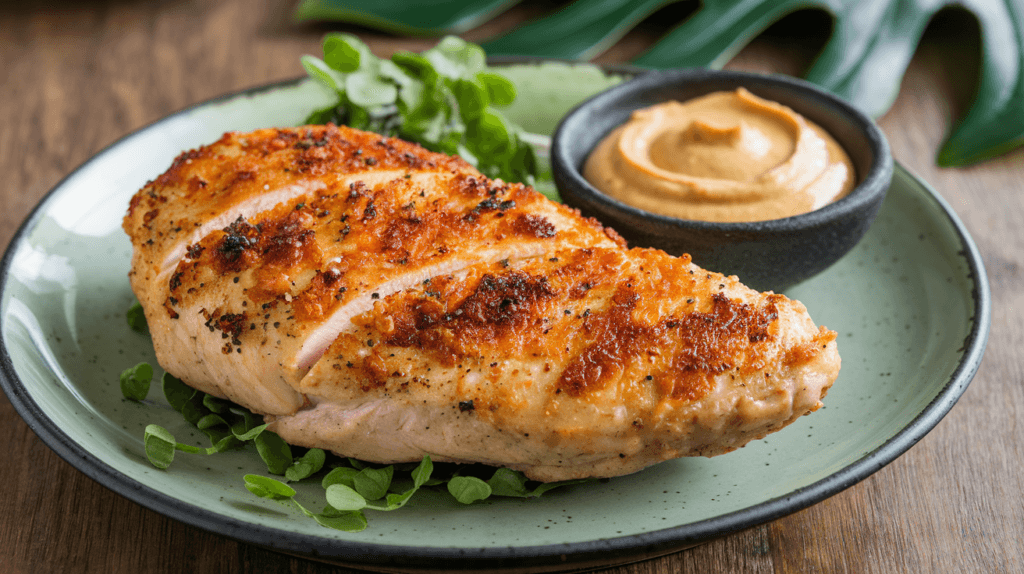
551 67 894 232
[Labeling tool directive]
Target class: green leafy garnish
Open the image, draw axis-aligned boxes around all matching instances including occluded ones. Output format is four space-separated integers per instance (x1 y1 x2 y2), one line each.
245 474 369 531
321 455 434 516
352 465 393 501
324 484 368 511
314 506 369 531
126 300 147 333
448 475 492 504
143 424 177 469
245 455 436 531
285 448 326 482
162 372 195 411
243 474 296 500
120 362 153 400
254 431 293 475
301 34 539 185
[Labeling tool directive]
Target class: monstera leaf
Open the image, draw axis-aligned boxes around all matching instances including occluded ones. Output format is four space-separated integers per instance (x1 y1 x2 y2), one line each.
293 0 522 35
295 0 1024 166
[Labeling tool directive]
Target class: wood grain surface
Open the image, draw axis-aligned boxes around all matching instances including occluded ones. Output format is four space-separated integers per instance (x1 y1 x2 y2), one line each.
1 2 1021 572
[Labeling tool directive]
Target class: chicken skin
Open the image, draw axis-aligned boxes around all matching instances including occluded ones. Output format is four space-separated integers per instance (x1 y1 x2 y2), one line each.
124 125 839 481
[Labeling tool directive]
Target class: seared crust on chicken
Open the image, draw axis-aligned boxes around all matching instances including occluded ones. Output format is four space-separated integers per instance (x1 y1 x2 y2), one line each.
124 125 839 481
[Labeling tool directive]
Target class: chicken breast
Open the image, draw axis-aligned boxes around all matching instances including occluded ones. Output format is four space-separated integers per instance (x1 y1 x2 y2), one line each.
124 125 839 481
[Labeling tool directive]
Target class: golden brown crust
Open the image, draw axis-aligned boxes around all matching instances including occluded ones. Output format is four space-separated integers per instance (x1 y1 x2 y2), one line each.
321 248 828 411
124 125 840 480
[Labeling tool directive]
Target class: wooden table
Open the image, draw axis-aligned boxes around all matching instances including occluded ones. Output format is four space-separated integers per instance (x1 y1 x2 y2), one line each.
1 2 1020 572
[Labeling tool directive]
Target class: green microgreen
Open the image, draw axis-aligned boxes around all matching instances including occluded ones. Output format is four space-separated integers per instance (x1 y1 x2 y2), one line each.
448 475 492 504
126 300 148 333
285 448 326 482
301 34 538 186
254 430 293 475
324 484 368 511
245 474 368 532
352 465 393 500
244 474 296 500
120 362 153 400
162 372 195 411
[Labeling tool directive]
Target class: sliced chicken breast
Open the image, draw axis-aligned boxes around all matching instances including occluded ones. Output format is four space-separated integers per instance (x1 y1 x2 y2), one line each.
272 247 838 481
126 125 621 414
124 125 839 481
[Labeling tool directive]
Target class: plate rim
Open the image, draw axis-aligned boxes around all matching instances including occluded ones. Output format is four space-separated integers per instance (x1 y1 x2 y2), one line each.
0 77 992 572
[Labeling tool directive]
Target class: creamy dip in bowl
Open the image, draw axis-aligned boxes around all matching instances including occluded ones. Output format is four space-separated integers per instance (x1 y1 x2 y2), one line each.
552 69 892 292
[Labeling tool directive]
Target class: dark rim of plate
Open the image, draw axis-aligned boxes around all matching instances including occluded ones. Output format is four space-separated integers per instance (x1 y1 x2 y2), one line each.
0 73 991 572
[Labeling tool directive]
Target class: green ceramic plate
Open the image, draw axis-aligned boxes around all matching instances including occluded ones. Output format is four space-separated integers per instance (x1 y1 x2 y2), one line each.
0 65 990 573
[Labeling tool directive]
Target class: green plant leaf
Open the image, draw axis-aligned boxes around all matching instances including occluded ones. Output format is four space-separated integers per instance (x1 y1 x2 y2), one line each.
143 424 176 469
162 372 195 412
323 33 365 72
353 466 393 500
322 466 360 489
125 301 147 333
294 0 522 35
482 0 676 60
254 431 293 475
301 55 346 93
486 467 529 497
448 476 492 504
314 507 368 531
325 483 368 511
119 363 153 401
935 0 1024 165
453 77 489 120
345 71 399 107
482 0 1024 165
244 474 296 500
285 448 327 482
424 36 487 79
410 455 433 487
476 71 517 106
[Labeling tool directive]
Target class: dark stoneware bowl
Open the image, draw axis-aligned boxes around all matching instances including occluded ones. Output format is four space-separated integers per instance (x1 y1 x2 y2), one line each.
551 68 893 293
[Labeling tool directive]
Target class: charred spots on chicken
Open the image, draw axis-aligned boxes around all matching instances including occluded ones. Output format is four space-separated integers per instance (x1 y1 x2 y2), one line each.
556 290 780 400
293 129 331 150
347 181 367 200
511 214 556 238
460 272 555 327
143 209 160 226
199 310 248 352
163 299 179 319
569 281 592 299
185 242 205 259
458 400 475 413
168 271 184 292
362 200 377 221
453 175 491 199
747 295 780 342
226 170 256 191
215 217 259 270
462 195 515 223
379 272 555 364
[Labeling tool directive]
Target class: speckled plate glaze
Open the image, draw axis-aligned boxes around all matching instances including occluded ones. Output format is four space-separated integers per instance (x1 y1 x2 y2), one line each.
0 67 990 573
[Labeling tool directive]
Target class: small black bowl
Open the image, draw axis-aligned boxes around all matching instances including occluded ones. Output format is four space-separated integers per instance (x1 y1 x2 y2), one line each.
552 68 893 292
